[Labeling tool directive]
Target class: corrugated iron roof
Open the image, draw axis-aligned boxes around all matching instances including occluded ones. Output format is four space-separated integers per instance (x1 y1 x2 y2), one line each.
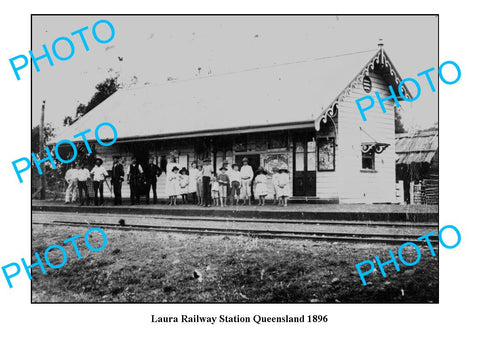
395 130 438 164
51 49 378 144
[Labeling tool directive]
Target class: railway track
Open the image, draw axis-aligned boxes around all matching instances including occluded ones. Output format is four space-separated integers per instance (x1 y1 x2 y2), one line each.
33 211 437 228
33 219 439 245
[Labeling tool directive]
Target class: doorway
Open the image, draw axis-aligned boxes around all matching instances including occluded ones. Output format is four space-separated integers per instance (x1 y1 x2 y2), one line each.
293 134 316 197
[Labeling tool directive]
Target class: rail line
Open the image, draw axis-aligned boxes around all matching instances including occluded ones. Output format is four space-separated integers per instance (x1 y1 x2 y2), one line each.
33 220 439 245
32 211 437 228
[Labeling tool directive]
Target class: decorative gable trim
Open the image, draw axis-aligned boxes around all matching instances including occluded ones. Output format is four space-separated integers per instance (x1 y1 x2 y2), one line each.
315 48 412 131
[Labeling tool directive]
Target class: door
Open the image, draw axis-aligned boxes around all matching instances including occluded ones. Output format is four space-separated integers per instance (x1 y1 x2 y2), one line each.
293 136 316 197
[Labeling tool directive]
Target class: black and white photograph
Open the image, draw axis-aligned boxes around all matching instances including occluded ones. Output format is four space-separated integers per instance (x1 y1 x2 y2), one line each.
31 15 439 303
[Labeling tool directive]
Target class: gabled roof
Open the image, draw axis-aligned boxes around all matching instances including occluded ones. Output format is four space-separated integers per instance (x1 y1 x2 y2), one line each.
51 48 406 144
315 47 412 130
395 129 438 165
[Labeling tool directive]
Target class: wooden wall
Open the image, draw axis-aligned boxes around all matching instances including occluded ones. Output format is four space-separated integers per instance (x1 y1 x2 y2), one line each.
334 71 396 203
93 135 293 200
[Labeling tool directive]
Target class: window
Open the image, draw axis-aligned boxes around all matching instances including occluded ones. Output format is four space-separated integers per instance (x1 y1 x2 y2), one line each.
267 131 288 150
317 137 335 171
362 149 375 170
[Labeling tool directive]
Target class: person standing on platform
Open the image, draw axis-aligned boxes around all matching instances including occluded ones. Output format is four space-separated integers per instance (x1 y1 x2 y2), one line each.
272 166 280 205
146 157 160 204
111 156 125 205
179 167 190 204
165 153 177 199
90 158 109 206
128 157 144 205
196 163 204 206
240 157 254 206
64 163 79 204
188 161 201 204
166 166 180 205
217 166 230 207
201 158 214 207
277 165 290 207
254 167 268 206
229 163 241 206
220 160 232 205
77 162 90 206
211 175 220 206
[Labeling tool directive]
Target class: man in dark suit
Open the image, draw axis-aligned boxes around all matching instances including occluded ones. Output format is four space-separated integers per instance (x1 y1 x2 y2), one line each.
146 157 161 204
111 156 125 205
128 157 144 205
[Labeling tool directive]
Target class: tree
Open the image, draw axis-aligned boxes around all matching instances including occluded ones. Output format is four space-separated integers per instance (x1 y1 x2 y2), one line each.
31 123 55 153
76 103 87 118
63 116 74 126
394 106 406 134
83 77 120 115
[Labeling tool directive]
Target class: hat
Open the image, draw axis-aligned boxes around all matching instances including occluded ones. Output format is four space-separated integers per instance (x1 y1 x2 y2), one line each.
95 158 103 165
180 167 188 174
257 167 267 175
232 163 240 169
219 166 227 171
203 158 211 163
171 166 179 172
279 165 289 173
113 155 120 160
242 157 249 162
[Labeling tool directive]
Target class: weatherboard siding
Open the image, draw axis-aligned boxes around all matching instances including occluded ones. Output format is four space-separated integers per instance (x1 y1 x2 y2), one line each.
334 71 396 203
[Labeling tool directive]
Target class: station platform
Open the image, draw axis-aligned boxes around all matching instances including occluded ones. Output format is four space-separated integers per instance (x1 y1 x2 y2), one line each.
32 199 438 223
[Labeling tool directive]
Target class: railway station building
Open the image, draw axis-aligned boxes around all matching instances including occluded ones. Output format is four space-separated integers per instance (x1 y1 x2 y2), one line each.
53 44 412 204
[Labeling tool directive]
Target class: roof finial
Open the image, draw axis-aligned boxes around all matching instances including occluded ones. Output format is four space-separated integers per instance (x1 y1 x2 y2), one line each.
378 38 384 48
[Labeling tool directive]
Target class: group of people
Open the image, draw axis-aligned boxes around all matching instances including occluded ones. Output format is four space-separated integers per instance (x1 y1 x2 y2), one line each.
63 156 160 206
165 157 290 207
63 155 290 207
64 158 109 206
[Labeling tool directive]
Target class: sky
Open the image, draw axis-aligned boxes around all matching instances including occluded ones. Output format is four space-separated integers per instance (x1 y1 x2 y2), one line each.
32 15 438 132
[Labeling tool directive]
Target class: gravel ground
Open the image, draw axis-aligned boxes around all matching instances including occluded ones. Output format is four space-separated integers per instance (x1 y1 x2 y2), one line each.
31 222 439 303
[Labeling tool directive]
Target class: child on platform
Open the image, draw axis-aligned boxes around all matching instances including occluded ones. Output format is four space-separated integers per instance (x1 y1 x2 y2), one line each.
277 166 290 207
179 167 189 204
211 175 220 206
272 166 280 205
217 166 230 207
167 166 180 205
254 167 268 206
229 163 241 206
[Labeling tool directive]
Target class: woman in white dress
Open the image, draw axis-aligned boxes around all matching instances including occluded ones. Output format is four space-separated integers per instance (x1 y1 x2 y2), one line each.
165 154 177 200
188 161 201 204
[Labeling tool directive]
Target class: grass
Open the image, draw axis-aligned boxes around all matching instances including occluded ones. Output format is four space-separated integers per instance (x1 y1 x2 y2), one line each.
31 225 439 303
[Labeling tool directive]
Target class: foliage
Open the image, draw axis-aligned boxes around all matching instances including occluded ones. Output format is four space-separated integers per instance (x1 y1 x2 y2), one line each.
78 77 120 117
63 116 74 126
394 107 406 134
31 123 55 154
